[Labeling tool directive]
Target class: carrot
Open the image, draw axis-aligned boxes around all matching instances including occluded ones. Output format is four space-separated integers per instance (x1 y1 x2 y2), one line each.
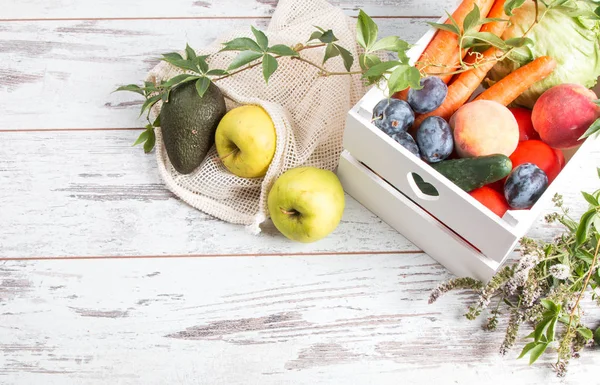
461 0 509 66
395 0 500 101
419 0 495 83
480 0 508 35
474 56 557 105
412 47 499 130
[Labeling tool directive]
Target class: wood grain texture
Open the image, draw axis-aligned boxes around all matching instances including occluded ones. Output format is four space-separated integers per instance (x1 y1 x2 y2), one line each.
1 255 599 384
2 0 457 19
0 130 598 259
0 18 433 130
0 130 419 258
2 0 600 383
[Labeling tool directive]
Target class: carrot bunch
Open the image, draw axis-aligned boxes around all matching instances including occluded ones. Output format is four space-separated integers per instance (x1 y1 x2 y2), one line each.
402 0 556 130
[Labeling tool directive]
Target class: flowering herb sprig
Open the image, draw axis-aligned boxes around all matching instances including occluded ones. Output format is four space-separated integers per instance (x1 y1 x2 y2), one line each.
430 169 600 377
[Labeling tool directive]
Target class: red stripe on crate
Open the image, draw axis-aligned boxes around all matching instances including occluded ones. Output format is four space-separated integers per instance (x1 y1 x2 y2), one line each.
0 250 425 261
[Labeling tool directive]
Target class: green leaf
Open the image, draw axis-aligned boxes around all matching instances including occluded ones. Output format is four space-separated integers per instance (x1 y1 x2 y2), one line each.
195 77 211 98
594 100 600 107
533 317 553 341
575 250 594 264
546 318 557 342
139 94 162 118
576 208 597 246
505 37 534 48
161 57 200 73
363 61 400 78
577 327 593 340
267 44 299 56
583 191 599 206
540 299 557 312
427 22 460 36
370 36 401 52
162 74 199 88
143 129 156 153
262 54 278 84
518 342 538 359
334 44 354 72
505 0 527 16
446 11 461 32
185 43 197 60
251 26 268 51
153 113 161 127
162 52 184 62
308 31 323 42
387 65 422 95
356 9 378 50
479 17 509 24
528 343 548 365
465 32 508 50
114 84 145 95
227 50 263 70
463 4 481 32
133 129 150 146
196 55 209 73
323 43 340 64
221 37 262 52
358 53 381 71
579 117 600 140
318 29 338 44
206 69 228 76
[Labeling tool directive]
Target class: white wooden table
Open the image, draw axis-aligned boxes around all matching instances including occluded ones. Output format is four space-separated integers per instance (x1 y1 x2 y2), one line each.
1 1 599 384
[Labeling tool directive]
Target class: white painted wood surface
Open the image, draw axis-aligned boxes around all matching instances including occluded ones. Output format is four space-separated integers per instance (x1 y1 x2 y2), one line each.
1 0 600 384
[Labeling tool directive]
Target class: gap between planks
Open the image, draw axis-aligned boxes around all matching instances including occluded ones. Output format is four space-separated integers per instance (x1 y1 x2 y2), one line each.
0 250 425 261
0 15 439 22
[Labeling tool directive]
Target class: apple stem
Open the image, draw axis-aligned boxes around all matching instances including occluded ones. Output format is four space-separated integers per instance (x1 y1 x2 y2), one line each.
218 148 239 162
280 207 299 216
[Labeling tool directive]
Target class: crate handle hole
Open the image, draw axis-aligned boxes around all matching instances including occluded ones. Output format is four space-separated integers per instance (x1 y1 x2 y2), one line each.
408 172 440 201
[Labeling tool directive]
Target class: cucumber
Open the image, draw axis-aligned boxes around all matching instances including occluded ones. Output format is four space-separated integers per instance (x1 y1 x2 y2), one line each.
430 154 512 192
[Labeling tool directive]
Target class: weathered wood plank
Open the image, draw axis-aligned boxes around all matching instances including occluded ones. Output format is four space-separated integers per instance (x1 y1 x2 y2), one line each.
0 18 434 130
0 130 418 258
0 131 598 259
2 0 457 19
1 254 598 384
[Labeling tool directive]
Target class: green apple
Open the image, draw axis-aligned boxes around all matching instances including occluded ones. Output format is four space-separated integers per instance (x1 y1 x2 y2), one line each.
268 167 345 243
215 105 276 178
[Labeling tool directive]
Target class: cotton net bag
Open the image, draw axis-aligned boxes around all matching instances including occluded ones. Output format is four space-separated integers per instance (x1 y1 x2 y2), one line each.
146 0 369 234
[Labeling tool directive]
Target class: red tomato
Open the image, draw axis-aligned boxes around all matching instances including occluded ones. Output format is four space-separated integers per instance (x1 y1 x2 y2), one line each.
469 186 510 217
553 148 565 170
509 107 539 141
509 140 561 183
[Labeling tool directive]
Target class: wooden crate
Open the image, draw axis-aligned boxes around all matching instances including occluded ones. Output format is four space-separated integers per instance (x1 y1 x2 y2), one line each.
336 8 596 281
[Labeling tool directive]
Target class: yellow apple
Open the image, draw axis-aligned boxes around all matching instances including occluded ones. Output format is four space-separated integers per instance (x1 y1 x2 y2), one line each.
268 167 345 243
215 105 276 178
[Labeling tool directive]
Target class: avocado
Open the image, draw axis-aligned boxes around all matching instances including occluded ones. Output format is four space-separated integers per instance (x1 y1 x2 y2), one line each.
160 81 226 174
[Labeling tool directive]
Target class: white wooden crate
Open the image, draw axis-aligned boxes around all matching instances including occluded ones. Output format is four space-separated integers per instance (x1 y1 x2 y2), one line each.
336 9 597 281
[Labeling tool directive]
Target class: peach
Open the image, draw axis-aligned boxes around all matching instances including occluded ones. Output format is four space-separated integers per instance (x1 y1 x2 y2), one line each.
532 84 600 149
451 100 519 158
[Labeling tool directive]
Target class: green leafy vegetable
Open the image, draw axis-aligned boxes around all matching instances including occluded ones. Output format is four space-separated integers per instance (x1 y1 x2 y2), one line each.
489 0 600 108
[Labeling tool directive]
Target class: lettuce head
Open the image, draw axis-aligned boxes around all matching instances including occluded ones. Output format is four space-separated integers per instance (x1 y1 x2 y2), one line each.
488 0 600 108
